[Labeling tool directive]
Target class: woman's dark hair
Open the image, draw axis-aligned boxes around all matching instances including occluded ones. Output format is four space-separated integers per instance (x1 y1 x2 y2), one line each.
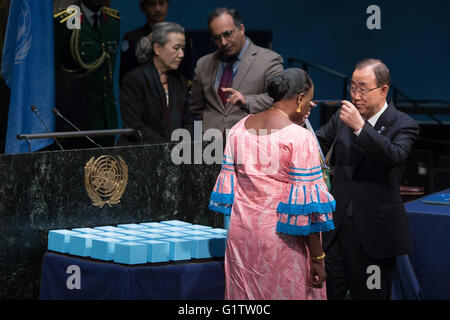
267 68 313 102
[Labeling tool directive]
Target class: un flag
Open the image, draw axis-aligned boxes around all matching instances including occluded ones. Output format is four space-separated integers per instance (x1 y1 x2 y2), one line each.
1 0 54 154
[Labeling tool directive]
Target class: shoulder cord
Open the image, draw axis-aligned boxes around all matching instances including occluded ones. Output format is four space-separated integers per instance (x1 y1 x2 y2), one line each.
61 28 112 80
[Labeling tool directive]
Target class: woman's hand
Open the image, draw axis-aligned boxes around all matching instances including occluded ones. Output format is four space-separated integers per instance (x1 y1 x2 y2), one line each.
310 259 327 288
307 233 326 288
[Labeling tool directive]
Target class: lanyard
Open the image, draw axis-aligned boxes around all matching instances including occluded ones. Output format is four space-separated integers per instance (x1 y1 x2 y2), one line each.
304 119 329 170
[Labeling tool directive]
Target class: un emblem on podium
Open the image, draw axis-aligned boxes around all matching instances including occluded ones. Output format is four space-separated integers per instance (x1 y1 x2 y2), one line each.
84 155 128 208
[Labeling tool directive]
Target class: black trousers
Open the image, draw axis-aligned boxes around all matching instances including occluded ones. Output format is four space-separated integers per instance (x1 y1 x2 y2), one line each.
325 213 396 300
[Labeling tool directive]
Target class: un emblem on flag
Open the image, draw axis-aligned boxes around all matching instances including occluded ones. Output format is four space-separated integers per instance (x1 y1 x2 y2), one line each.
84 155 128 208
15 0 32 63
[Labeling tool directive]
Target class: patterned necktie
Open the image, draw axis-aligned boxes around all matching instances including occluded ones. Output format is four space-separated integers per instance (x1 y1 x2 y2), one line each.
218 58 237 106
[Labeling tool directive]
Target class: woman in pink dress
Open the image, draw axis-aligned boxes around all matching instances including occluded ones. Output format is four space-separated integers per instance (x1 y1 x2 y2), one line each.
209 68 335 300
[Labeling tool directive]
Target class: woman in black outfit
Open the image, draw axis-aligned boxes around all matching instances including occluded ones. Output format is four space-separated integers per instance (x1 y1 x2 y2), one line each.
118 22 193 145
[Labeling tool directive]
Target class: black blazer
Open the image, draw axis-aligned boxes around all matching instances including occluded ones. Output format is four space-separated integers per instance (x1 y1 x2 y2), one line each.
118 64 193 145
316 101 419 259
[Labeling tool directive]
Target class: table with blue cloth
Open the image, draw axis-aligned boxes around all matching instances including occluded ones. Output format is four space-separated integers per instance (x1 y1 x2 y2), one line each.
39 252 225 300
392 188 450 300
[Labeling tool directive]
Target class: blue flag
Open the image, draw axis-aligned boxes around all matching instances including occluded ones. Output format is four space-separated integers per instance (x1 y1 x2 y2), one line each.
1 0 55 154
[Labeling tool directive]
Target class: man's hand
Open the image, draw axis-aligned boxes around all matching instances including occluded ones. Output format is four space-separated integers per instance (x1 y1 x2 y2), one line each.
339 100 365 132
221 88 247 106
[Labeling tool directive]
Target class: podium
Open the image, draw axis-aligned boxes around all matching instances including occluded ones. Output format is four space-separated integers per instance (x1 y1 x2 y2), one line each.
0 142 221 299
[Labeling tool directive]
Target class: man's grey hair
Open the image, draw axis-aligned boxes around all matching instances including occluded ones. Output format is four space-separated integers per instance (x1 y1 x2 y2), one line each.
135 21 185 64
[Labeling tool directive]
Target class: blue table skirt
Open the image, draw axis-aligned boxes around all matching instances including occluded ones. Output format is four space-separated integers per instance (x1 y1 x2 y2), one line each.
392 189 450 300
40 187 450 300
39 252 225 300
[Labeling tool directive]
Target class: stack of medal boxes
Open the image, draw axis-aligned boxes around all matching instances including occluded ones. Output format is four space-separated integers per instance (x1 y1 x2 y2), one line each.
47 220 227 265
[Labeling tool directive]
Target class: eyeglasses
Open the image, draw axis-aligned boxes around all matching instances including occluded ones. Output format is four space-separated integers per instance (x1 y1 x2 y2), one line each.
348 85 383 96
210 27 238 43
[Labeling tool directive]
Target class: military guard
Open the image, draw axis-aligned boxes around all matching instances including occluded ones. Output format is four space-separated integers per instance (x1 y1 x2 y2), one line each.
53 0 120 149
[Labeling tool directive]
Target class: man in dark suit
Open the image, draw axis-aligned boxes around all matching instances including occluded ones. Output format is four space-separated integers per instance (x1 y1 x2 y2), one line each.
189 7 283 135
316 59 419 300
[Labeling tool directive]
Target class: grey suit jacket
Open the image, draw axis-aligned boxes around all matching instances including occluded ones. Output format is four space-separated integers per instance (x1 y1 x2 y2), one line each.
190 40 284 133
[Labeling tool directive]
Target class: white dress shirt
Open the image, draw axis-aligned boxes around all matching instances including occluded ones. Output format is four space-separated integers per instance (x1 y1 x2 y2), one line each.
80 2 101 27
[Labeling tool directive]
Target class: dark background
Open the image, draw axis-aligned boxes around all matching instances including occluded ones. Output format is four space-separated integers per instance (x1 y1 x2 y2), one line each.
1 0 449 192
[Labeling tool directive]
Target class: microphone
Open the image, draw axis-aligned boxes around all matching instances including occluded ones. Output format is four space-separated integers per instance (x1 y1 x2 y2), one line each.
52 107 104 149
30 105 64 151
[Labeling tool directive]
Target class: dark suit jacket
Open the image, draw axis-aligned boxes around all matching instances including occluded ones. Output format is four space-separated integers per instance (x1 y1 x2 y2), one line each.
118 64 193 145
316 101 419 259
54 5 120 148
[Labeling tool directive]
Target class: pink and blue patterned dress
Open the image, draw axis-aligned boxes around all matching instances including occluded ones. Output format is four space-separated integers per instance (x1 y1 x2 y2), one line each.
209 115 335 300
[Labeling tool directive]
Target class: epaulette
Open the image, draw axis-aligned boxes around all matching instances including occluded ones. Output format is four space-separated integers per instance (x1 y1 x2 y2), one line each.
54 8 73 24
101 7 121 20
